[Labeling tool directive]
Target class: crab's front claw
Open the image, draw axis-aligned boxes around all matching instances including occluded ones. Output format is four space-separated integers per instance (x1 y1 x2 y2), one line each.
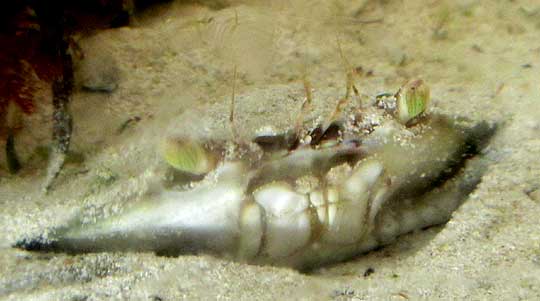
20 162 250 256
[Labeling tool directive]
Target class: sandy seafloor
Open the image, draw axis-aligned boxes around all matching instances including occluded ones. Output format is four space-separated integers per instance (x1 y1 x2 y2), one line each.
1 0 540 300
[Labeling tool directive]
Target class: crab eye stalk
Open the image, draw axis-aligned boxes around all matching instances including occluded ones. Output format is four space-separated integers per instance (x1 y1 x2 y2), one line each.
160 138 216 176
395 79 430 125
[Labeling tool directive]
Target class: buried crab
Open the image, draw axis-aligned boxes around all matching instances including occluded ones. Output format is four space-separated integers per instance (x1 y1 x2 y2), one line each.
17 79 496 269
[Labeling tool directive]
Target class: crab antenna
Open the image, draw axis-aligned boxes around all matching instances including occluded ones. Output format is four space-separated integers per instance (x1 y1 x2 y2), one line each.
337 37 360 98
294 76 313 139
327 38 359 123
229 65 238 140
234 8 239 27
337 37 351 72
336 37 359 98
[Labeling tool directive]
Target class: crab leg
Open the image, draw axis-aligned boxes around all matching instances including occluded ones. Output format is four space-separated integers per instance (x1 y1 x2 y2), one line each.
38 3 75 193
43 75 73 192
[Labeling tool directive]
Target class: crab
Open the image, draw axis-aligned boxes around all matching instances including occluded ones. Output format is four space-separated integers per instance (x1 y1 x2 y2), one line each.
16 79 496 269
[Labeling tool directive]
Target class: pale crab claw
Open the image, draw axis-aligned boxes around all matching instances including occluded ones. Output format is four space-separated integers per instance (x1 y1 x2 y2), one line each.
18 162 250 255
16 118 496 269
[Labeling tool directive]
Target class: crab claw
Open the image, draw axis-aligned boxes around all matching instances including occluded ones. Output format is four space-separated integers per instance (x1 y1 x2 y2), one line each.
18 162 250 256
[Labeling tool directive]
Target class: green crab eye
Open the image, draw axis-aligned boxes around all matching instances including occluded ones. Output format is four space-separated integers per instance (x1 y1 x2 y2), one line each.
396 79 430 125
161 138 216 176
